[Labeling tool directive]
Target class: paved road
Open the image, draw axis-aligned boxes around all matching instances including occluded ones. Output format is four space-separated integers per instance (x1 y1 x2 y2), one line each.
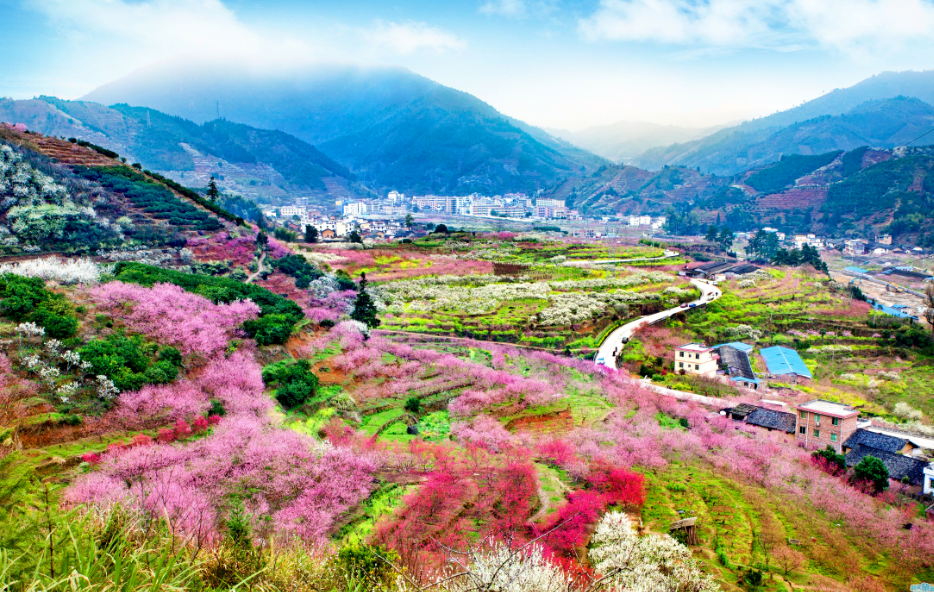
563 249 680 267
595 278 722 370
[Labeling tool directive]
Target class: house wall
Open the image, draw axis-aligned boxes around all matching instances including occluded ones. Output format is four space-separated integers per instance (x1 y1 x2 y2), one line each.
794 411 858 453
673 349 718 377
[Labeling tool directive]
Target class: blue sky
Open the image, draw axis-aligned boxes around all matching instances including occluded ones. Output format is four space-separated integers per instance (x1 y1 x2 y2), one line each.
3 0 934 130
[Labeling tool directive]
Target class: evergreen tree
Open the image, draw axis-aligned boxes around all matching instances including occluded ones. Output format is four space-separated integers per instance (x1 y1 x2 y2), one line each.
305 225 318 244
350 273 380 328
256 231 268 249
349 229 363 245
718 227 734 251
206 176 220 202
852 456 889 494
405 214 414 228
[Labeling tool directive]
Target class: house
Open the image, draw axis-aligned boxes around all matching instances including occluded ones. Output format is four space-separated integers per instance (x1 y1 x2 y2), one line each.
760 346 812 382
320 228 336 239
673 343 718 376
793 400 860 452
716 344 760 390
842 429 912 456
722 403 796 443
844 445 928 489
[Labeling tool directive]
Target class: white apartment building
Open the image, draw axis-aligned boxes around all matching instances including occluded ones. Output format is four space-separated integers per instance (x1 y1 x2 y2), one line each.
280 205 306 218
536 197 565 209
343 202 367 217
387 191 405 205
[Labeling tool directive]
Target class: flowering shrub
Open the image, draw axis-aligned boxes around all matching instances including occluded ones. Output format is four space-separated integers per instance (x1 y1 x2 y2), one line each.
589 511 720 592
0 257 108 284
90 281 260 356
451 415 516 451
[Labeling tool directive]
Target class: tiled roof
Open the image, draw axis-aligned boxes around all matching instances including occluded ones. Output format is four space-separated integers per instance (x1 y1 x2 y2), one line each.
843 429 907 453
845 444 928 486
720 345 755 380
727 403 759 418
745 408 797 434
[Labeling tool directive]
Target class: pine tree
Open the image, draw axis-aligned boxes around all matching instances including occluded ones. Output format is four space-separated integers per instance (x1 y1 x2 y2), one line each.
305 225 318 244
350 273 380 328
206 176 220 202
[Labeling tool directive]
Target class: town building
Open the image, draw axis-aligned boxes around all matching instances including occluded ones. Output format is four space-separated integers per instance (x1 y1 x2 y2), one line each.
723 403 796 443
280 205 306 218
793 400 859 452
673 343 718 376
343 202 367 217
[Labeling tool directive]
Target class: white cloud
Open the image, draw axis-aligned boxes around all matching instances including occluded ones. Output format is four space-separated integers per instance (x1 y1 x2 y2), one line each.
364 21 466 55
479 0 527 17
578 0 934 55
26 0 264 58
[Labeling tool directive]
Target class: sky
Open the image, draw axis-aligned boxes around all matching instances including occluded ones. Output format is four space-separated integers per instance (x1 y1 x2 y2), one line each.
3 0 934 130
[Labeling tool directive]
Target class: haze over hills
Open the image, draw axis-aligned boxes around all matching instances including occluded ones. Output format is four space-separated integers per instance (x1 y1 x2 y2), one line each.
0 96 360 203
82 59 604 196
548 120 726 163
632 70 934 174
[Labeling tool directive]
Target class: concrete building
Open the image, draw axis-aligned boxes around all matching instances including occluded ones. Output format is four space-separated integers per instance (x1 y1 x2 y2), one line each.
342 202 367 217
673 343 718 376
280 205 306 218
793 400 860 452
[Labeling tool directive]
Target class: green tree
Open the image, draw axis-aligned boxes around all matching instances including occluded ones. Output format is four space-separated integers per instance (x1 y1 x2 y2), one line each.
206 176 220 202
717 227 734 251
256 231 268 249
852 455 889 493
349 229 363 245
305 225 318 243
748 230 779 261
404 214 414 228
434 223 449 234
705 225 719 242
350 273 381 329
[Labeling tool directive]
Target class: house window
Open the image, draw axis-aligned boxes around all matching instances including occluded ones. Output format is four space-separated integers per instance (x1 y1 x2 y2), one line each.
830 433 838 442
679 352 684 358
814 414 821 425
695 365 699 370
799 426 806 435
799 411 807 419
832 417 840 426
813 429 820 438
679 362 683 368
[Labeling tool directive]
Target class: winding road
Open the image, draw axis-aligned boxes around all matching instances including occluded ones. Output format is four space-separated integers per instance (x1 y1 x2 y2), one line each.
596 278 722 370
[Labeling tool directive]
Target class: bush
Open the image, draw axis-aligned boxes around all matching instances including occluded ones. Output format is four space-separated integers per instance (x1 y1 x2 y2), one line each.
79 333 183 392
0 274 79 337
264 359 319 409
404 397 421 414
852 455 889 493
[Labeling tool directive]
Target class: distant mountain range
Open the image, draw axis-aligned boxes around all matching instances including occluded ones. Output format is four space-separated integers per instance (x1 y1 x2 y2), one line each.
548 120 726 163
81 59 604 196
631 70 934 174
0 96 360 203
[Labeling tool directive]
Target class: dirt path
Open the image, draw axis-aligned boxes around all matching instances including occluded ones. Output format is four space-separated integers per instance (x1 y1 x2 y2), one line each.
246 252 267 284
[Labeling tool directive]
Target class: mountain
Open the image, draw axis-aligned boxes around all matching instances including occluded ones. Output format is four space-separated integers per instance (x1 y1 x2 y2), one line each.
633 70 934 174
0 97 359 203
634 96 934 175
81 59 604 195
549 120 726 163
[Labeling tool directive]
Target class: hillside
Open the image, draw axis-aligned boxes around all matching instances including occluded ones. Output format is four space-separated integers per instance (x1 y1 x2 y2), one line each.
0 125 239 256
80 59 604 195
0 97 360 204
633 72 934 174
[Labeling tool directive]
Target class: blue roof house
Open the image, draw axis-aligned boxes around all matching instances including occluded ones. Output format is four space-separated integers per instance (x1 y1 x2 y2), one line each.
760 346 813 381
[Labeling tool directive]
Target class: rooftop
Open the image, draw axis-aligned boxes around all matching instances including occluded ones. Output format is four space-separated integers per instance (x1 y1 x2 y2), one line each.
845 445 929 486
676 343 713 352
720 346 755 380
795 399 859 418
760 346 813 379
745 408 797 434
714 342 754 353
843 429 907 454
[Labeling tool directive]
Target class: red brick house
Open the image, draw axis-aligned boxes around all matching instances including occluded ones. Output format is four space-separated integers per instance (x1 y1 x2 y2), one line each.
793 400 859 453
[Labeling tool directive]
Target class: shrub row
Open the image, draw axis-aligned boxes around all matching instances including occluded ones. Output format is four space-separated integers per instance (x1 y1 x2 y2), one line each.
72 166 222 231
